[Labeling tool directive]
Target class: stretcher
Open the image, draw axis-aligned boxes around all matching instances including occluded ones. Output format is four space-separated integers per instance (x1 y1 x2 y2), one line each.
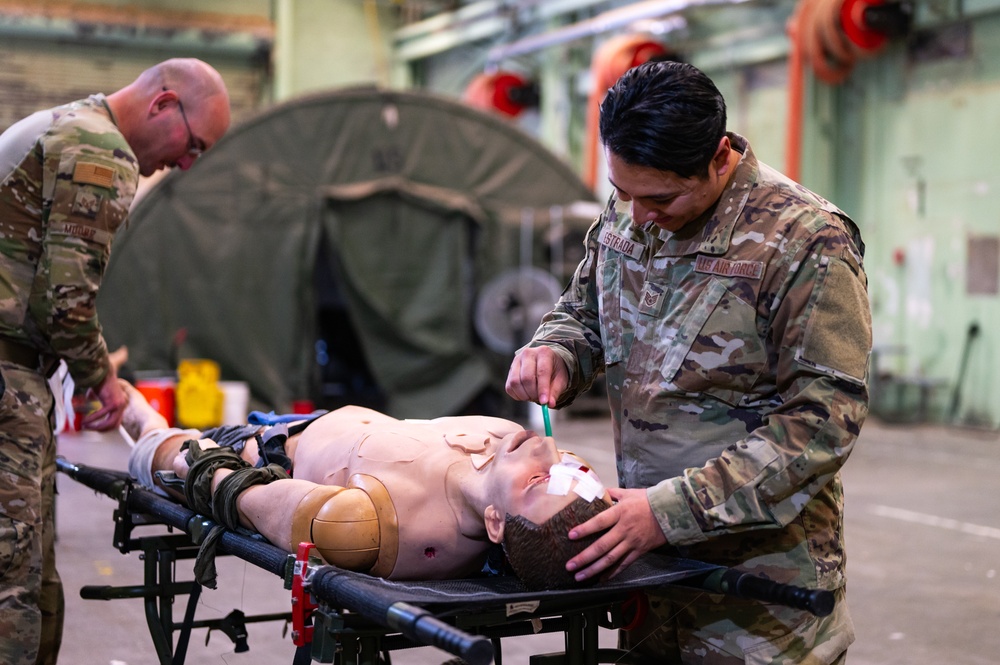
57 458 834 665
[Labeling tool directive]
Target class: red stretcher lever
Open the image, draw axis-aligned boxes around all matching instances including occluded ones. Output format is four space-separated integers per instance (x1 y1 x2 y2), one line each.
290 542 319 647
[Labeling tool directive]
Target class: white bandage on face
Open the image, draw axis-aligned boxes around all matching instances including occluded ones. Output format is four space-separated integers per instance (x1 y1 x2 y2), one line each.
546 454 605 502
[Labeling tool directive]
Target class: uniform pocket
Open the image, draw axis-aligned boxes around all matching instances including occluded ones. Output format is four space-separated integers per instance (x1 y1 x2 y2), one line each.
669 277 767 405
741 590 854 664
0 516 34 581
0 362 18 416
597 255 625 365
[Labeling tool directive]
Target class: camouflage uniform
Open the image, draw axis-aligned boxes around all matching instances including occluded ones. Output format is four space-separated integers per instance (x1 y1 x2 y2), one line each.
526 134 871 663
0 95 138 664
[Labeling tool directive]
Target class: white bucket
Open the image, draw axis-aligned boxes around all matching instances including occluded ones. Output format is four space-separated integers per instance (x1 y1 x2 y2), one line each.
220 381 250 426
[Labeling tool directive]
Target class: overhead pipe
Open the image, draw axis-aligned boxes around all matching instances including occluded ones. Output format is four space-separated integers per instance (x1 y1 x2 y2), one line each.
393 0 611 61
395 0 976 65
486 0 753 64
0 5 273 58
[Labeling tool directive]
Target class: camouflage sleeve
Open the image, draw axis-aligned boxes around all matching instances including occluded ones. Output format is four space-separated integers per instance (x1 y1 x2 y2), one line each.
522 215 606 405
648 223 872 545
31 124 138 388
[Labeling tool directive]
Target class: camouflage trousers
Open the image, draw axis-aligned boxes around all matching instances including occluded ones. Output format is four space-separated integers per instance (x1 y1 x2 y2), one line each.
0 361 63 665
618 585 853 664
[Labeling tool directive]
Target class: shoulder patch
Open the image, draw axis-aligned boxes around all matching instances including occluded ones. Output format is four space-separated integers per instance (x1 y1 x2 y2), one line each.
797 258 872 384
72 162 115 188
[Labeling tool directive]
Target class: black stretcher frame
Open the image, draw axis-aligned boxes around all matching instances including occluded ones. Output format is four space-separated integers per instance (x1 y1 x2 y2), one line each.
57 458 834 665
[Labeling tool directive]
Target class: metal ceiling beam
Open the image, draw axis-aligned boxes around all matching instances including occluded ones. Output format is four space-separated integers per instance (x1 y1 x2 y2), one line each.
393 0 614 62
0 4 272 57
393 0 1000 65
486 0 751 62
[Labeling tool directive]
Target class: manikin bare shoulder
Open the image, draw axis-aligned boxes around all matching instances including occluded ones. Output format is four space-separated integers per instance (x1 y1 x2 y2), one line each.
285 406 526 579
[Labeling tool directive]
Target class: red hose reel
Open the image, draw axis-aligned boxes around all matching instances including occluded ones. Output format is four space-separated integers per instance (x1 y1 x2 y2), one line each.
463 71 537 118
840 0 890 50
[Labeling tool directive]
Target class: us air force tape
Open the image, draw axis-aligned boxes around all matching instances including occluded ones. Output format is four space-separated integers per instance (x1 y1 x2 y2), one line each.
546 454 604 502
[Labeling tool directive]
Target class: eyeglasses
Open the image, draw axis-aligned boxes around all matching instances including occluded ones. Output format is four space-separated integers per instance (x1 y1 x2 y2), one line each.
175 98 204 157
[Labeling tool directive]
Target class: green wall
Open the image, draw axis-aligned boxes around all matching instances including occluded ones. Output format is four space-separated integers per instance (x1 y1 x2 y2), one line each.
853 16 1000 427
702 14 1000 427
273 0 401 100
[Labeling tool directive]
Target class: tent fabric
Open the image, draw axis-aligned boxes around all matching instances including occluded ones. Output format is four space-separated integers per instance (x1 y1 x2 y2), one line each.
98 86 595 417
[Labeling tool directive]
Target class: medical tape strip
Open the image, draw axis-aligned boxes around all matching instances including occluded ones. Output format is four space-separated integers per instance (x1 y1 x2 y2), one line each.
546 455 604 502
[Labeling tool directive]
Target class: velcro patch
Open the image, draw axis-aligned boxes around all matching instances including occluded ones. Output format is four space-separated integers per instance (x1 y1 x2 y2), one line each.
72 162 115 188
694 255 763 280
72 190 102 218
49 221 112 245
599 228 644 260
638 282 665 315
798 258 872 383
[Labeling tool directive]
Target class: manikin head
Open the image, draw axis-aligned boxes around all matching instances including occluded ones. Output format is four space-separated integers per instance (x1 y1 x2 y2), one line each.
481 430 612 589
502 496 611 589
598 60 735 233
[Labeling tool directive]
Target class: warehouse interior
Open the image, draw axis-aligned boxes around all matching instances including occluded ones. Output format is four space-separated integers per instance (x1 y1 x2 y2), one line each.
0 0 997 663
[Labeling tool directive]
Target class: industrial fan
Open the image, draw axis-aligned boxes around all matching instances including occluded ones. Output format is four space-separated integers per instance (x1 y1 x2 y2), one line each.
474 267 563 355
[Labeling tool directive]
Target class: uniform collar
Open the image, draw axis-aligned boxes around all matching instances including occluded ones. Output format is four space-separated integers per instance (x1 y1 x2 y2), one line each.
91 93 121 129
649 132 757 258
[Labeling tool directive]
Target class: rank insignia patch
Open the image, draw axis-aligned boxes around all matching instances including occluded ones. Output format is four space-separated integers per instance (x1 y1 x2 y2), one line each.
72 189 103 218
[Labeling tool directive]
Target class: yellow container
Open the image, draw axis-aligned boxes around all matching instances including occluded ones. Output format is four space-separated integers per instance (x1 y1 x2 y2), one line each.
175 359 224 429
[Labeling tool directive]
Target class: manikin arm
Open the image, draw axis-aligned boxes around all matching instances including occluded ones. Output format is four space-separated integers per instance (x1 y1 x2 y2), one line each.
201 467 397 576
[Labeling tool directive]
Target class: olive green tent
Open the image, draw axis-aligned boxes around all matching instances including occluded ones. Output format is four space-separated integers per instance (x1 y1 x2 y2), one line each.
99 87 595 418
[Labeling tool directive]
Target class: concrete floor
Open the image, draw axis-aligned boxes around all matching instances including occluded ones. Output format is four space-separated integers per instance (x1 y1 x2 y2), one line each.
53 413 1000 664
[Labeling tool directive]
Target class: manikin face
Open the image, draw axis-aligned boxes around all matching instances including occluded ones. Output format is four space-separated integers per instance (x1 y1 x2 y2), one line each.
604 136 733 233
483 430 600 528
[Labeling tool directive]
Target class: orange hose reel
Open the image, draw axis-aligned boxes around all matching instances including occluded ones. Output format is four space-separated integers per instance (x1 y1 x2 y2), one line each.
584 35 669 190
785 0 897 178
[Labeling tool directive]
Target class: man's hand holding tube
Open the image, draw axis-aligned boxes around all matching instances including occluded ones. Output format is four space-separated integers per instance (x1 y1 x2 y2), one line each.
565 487 667 582
505 346 571 409
507 346 667 581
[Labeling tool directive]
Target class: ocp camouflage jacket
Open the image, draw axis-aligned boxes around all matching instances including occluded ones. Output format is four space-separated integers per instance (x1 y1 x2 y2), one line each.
0 94 138 388
527 134 872 591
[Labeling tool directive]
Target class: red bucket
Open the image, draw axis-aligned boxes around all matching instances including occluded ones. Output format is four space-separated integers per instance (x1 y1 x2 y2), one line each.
291 399 315 415
135 379 176 427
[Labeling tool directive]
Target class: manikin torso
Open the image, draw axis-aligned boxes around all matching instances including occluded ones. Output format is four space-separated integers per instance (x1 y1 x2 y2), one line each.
254 406 525 578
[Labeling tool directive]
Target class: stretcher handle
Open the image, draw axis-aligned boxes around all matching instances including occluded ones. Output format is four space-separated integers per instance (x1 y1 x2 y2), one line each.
56 458 131 500
58 458 290 576
698 568 835 617
309 566 494 665
387 602 494 665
